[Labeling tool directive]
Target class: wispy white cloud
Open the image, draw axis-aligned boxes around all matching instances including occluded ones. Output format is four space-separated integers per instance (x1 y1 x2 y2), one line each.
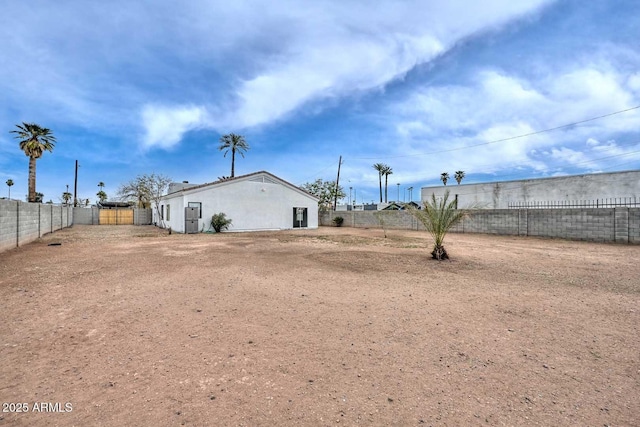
141 105 206 150
388 62 640 181
133 0 555 147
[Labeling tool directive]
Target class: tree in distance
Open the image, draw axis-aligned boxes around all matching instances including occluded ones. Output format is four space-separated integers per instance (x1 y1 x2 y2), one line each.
218 134 249 178
11 122 56 202
373 163 385 203
300 179 345 212
62 191 72 205
117 173 171 227
6 179 14 199
383 165 393 203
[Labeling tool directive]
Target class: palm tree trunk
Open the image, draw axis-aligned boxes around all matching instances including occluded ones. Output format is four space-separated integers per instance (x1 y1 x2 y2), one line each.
378 174 382 203
231 149 236 177
28 156 36 202
384 175 388 203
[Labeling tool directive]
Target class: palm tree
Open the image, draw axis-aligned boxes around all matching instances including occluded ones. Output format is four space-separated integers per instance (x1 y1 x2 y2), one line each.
440 172 449 186
373 163 385 203
454 171 465 185
97 190 108 203
6 179 14 199
62 191 72 205
98 181 105 190
218 133 249 178
383 165 393 203
11 123 56 202
409 190 469 260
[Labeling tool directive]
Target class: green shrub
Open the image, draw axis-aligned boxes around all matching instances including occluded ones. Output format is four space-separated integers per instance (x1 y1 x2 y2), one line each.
332 216 344 227
211 213 232 232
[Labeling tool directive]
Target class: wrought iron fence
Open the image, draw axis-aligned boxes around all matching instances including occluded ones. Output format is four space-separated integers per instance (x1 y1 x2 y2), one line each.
508 197 640 209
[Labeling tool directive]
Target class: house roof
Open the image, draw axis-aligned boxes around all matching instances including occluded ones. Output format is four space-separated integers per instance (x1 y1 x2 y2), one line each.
164 170 319 201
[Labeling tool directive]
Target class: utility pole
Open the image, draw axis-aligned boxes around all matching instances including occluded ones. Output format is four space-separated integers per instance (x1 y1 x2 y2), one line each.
73 160 79 207
333 155 342 211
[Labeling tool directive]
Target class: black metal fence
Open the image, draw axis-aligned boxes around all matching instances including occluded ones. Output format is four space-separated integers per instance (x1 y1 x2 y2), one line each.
508 197 640 209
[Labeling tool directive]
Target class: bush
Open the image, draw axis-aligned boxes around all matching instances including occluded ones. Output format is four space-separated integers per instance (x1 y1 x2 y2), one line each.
211 213 232 232
332 216 344 227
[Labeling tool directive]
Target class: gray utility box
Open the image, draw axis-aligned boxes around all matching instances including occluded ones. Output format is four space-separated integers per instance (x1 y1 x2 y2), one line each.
185 207 199 234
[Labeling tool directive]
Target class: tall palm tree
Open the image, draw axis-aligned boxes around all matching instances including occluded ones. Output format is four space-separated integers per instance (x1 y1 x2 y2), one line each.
218 133 249 178
383 165 393 203
98 181 105 190
454 171 465 185
6 179 14 199
373 163 385 203
409 190 469 260
11 123 56 202
440 172 449 186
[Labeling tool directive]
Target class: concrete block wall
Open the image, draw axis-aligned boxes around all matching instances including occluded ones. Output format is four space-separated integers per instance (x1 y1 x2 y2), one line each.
18 202 40 245
323 210 424 230
0 200 73 254
459 210 519 235
73 207 100 225
321 207 640 244
629 209 640 244
40 204 53 236
527 209 615 242
0 200 19 253
134 208 152 225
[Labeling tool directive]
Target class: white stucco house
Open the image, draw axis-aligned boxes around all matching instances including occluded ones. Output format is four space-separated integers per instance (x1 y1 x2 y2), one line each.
152 171 319 233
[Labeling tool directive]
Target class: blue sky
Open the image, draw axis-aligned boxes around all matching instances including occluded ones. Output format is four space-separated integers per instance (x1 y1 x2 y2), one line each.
1 0 639 204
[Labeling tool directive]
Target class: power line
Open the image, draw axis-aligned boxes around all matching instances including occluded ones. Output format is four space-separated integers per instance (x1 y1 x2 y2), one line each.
352 105 640 160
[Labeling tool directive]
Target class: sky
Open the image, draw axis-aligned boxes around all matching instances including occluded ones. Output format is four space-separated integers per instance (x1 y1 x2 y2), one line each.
1 0 639 205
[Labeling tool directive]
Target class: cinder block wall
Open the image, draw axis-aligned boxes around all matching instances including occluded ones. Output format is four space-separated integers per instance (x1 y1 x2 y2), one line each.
73 207 100 225
0 200 19 253
134 208 152 225
629 209 640 243
321 208 640 244
0 200 73 254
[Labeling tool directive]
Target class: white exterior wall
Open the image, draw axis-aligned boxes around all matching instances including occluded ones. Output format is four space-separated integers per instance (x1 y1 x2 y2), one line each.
156 174 318 233
421 170 640 209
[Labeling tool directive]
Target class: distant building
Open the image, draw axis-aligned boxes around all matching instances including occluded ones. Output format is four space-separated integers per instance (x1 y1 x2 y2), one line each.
420 170 640 209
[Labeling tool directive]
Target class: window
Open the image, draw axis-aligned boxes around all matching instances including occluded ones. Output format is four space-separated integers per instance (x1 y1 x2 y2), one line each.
160 205 164 219
188 202 202 218
166 204 170 221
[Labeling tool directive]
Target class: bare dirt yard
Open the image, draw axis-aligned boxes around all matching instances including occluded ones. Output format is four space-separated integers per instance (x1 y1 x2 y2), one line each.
1 225 639 426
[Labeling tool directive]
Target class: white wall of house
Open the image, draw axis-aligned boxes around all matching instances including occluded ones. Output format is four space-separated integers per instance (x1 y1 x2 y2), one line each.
154 172 318 233
421 170 640 209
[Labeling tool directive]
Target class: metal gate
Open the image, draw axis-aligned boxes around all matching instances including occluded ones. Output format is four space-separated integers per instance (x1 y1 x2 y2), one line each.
185 207 199 233
99 209 134 225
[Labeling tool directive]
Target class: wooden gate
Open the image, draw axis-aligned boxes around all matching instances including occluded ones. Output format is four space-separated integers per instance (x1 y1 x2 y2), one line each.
99 209 134 225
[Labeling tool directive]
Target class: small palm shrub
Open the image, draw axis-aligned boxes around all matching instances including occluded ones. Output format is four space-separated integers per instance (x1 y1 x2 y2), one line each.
408 190 469 260
332 216 344 227
211 213 232 232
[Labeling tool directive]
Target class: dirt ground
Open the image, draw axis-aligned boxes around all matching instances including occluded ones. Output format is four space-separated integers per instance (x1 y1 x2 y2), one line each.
0 225 638 426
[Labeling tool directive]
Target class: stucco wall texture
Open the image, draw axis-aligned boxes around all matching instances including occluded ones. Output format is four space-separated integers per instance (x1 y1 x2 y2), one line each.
421 170 640 209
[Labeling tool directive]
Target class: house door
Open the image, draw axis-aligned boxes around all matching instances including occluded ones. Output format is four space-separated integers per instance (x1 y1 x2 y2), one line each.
185 207 199 233
293 207 308 228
